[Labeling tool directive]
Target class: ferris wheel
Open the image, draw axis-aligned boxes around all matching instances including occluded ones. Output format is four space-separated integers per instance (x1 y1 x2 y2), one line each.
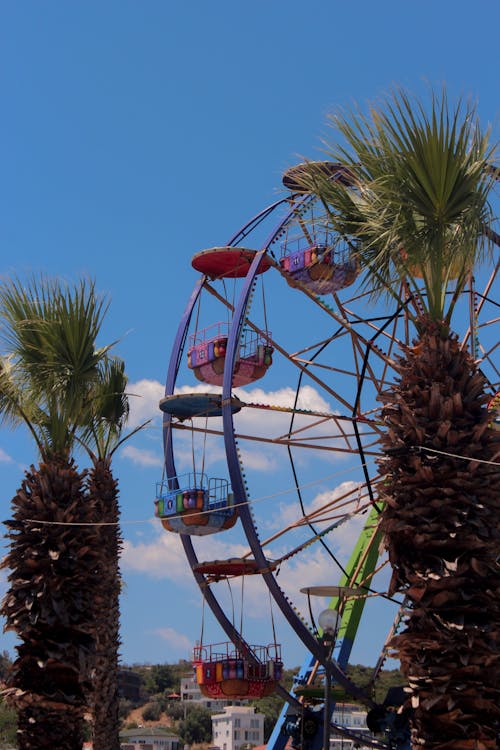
158 164 500 750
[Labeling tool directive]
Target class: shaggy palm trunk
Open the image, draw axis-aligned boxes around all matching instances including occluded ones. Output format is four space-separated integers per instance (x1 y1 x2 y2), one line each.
1 457 101 749
378 321 500 750
16 706 85 749
86 457 122 750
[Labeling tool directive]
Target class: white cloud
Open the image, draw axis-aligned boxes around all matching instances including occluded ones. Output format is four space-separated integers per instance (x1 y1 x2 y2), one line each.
273 481 360 531
123 379 352 479
0 569 8 595
276 545 333 597
173 439 227 473
232 385 347 468
127 379 164 429
121 528 251 584
209 544 346 625
120 444 163 468
334 511 370 560
121 532 189 581
0 447 13 463
120 509 379 642
198 535 254 564
235 384 331 413
153 627 192 654
279 501 368 570
127 379 337 440
238 448 277 472
175 384 220 396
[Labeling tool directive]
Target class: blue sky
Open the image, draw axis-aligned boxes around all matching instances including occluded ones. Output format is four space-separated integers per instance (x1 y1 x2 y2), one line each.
1 1 499 673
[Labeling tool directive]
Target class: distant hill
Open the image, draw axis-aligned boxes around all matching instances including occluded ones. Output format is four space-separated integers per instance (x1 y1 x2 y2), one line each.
118 659 405 743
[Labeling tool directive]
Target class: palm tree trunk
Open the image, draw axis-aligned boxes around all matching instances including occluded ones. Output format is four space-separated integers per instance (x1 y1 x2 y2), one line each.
378 321 500 749
16 706 85 750
1 457 101 749
86 457 122 750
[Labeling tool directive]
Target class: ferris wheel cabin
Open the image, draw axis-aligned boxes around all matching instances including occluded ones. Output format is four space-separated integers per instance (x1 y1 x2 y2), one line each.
191 246 272 279
155 472 237 535
188 246 274 386
280 163 360 295
279 242 359 295
193 642 283 700
187 321 273 387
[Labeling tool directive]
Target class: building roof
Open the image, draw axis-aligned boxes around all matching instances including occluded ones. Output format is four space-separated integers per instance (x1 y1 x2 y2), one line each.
120 727 179 738
211 705 264 719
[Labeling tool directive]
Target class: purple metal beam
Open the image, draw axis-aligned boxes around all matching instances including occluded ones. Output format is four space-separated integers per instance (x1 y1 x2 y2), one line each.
162 275 261 662
220 246 375 707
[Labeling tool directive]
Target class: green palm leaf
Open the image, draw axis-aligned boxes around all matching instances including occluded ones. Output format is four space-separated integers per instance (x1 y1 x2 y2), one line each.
299 88 496 327
80 356 130 458
0 275 111 457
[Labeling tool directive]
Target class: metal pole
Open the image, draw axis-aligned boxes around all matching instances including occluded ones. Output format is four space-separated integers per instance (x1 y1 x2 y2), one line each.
323 660 331 750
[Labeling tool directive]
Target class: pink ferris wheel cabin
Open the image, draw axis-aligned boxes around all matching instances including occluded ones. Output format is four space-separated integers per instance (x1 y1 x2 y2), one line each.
187 321 273 387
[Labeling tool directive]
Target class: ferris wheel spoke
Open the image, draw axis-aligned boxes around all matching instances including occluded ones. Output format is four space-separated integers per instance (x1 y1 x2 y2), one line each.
205 271 397 416
172 418 381 457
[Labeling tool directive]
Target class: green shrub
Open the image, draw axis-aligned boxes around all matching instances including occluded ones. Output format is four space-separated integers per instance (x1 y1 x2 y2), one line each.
165 702 184 721
0 697 18 747
178 705 212 745
119 698 135 719
142 703 162 722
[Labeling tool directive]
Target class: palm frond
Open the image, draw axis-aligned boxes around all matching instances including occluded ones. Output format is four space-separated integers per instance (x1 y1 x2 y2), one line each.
0 355 46 452
0 275 112 457
299 87 497 325
79 356 130 459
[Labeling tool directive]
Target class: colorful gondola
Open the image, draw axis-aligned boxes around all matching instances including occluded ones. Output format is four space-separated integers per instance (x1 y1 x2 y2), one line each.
155 472 237 535
193 642 282 700
187 321 273 387
279 242 359 295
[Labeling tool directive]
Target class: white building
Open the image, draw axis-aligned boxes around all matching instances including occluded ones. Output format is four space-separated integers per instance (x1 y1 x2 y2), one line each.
120 726 180 750
330 703 372 749
180 672 245 712
212 705 265 750
180 672 203 703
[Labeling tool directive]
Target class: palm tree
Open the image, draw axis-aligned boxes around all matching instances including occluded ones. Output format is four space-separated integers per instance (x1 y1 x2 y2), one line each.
79 356 131 750
297 90 500 749
0 276 111 749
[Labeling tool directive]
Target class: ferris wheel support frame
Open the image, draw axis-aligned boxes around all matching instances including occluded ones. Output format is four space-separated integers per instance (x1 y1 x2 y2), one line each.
265 504 392 750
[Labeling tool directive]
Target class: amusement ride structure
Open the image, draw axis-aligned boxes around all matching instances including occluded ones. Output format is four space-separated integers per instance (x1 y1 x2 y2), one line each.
157 163 500 750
